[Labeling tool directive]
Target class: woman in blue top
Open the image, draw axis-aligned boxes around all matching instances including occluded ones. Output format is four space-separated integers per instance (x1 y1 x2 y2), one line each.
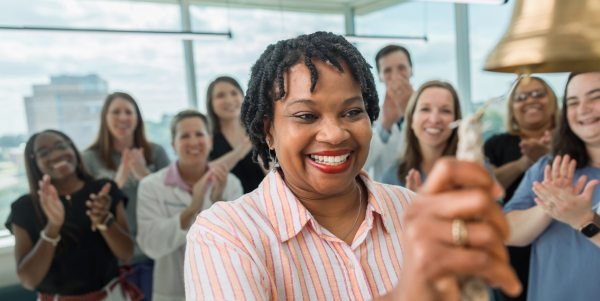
505 72 600 301
381 80 462 191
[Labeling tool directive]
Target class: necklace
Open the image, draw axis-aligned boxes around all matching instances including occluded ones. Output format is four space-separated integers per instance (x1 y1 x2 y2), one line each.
62 194 72 206
341 182 363 242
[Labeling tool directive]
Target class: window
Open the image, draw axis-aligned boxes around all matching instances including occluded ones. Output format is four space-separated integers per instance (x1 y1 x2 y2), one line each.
0 0 188 230
355 2 457 103
190 5 344 109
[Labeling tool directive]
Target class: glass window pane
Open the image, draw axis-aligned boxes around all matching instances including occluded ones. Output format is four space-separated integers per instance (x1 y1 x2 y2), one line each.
0 1 187 231
190 6 344 110
356 2 457 104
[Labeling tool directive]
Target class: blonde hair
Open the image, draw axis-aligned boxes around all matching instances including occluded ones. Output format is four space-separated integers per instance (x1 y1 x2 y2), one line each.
506 76 559 135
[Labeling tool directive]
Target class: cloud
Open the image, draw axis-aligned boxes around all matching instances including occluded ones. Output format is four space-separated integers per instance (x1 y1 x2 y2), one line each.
0 0 535 136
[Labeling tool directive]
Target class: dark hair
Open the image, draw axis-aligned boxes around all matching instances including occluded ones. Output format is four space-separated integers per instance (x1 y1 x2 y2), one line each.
397 80 462 181
24 130 92 247
206 76 244 134
506 76 559 134
170 109 211 142
553 72 589 168
375 44 413 72
88 92 153 170
240 31 380 169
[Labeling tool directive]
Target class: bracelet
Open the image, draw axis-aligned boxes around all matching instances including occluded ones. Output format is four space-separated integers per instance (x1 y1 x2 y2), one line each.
40 230 61 247
96 212 115 231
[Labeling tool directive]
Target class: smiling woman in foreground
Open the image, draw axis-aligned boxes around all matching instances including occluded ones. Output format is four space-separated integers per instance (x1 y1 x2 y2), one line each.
183 31 520 300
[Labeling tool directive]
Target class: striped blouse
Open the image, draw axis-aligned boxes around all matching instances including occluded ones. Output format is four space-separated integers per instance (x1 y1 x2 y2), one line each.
184 170 414 300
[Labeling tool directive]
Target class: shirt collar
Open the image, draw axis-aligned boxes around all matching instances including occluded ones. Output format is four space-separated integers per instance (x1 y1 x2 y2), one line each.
359 172 394 234
164 162 192 193
260 170 393 243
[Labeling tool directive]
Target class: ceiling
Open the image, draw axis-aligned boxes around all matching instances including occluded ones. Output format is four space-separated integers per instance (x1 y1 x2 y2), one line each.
99 0 409 15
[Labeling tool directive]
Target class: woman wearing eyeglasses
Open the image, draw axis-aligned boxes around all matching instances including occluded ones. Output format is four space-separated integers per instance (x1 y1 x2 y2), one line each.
483 76 558 301
5 130 140 300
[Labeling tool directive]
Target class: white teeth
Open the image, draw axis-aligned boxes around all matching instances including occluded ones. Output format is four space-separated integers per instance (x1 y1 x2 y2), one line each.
425 128 442 134
580 118 600 125
524 106 542 113
309 154 350 166
53 161 68 169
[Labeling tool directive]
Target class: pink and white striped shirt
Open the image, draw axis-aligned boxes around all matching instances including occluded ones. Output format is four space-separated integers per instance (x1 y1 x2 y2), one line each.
184 170 414 300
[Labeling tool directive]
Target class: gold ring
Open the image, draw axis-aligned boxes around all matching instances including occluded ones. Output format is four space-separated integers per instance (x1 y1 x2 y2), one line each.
452 219 468 247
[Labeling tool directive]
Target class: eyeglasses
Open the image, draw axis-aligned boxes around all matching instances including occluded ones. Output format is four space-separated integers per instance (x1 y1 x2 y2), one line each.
514 90 547 102
32 141 71 159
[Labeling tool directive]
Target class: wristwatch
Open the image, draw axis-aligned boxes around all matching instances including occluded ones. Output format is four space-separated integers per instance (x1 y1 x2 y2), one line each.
579 213 600 238
97 213 115 231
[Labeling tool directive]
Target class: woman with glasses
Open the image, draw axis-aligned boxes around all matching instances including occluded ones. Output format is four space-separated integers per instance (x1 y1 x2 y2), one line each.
483 76 558 301
5 130 140 300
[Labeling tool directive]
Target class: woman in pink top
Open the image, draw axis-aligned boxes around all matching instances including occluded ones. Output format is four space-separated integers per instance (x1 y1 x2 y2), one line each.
184 32 521 300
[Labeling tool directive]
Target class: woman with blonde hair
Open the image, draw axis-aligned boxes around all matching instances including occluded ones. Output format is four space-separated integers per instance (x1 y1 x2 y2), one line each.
484 76 558 301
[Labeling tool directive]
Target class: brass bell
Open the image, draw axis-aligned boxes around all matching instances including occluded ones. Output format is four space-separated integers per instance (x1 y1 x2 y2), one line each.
484 0 600 74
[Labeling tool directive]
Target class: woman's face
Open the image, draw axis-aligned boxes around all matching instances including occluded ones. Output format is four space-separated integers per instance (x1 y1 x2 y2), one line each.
266 60 372 197
33 132 78 180
211 81 243 122
173 117 212 166
512 79 554 130
106 98 139 141
411 87 456 151
566 72 600 146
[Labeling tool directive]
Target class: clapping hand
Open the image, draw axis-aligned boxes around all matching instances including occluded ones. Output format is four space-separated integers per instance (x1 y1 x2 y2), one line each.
519 130 552 163
115 148 132 188
532 155 599 229
208 163 229 204
86 183 113 232
38 174 65 228
128 148 150 180
405 168 423 192
382 76 413 130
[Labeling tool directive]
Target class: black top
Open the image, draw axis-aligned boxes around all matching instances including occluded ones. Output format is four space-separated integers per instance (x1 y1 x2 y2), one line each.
5 179 126 295
483 133 529 301
209 132 265 193
484 133 524 203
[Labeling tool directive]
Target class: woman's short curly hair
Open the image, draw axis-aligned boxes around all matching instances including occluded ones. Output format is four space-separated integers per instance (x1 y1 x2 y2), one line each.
240 31 380 169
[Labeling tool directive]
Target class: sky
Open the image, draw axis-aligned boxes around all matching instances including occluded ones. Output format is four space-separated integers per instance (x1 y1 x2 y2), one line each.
0 0 568 136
